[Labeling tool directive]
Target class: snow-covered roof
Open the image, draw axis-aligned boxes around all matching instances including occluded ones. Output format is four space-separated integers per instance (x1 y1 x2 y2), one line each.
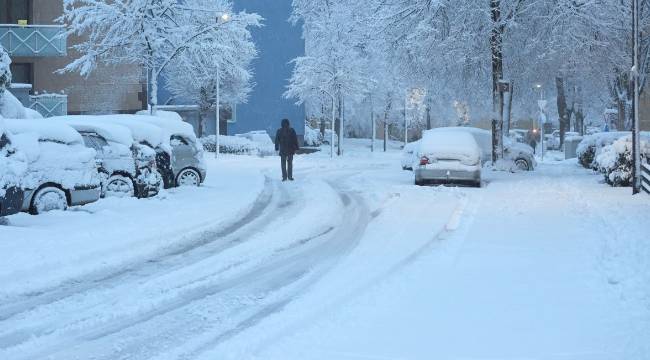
48 116 134 147
4 118 83 145
419 129 481 164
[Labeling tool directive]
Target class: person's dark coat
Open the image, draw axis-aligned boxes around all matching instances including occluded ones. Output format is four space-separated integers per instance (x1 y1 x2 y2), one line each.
275 119 299 156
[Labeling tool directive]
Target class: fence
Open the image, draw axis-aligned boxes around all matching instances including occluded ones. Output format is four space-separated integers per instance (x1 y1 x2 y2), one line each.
29 94 68 118
0 24 66 57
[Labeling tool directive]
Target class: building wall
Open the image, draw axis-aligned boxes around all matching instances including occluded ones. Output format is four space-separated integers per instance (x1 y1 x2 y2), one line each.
231 0 305 137
10 0 145 114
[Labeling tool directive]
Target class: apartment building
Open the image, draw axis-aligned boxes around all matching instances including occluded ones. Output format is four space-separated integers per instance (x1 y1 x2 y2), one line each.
1 0 146 116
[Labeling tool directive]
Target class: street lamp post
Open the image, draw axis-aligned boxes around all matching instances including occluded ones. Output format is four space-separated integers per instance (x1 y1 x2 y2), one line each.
404 89 408 147
214 12 230 159
632 0 641 194
215 62 220 159
535 84 547 162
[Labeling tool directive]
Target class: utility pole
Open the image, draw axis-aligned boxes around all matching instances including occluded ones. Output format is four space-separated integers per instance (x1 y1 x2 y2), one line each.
215 63 220 159
632 0 642 194
404 89 409 146
370 94 375 152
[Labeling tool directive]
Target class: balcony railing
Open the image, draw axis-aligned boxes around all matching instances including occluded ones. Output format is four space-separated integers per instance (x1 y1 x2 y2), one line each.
29 93 68 117
0 24 67 57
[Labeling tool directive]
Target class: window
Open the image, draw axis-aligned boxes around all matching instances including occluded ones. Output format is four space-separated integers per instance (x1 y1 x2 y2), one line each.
9 63 33 85
0 0 32 24
81 133 108 154
170 135 189 147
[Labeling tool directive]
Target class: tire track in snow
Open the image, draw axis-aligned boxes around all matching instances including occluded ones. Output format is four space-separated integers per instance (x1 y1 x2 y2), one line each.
0 178 302 349
2 181 371 360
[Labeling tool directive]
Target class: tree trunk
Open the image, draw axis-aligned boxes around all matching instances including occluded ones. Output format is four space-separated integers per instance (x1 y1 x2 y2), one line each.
556 77 569 149
490 0 504 114
150 65 158 115
617 98 626 130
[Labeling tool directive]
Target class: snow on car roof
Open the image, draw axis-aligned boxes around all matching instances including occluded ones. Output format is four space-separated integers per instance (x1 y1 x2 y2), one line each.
419 129 481 162
135 110 197 143
4 118 83 145
48 116 134 147
434 126 490 136
53 115 168 149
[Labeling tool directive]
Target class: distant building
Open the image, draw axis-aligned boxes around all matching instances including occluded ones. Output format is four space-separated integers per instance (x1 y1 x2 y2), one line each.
1 0 145 116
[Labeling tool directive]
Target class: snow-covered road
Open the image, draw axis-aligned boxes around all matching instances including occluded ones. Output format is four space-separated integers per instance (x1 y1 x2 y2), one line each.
1 141 649 360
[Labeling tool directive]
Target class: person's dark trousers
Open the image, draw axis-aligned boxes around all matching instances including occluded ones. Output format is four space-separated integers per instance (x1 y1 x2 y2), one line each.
281 154 294 180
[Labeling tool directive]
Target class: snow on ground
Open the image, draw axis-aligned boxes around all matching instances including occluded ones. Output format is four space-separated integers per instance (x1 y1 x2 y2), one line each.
0 158 265 297
1 138 649 360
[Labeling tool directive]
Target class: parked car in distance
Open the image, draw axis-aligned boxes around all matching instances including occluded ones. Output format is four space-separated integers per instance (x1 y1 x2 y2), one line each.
5 119 101 214
134 114 207 187
51 119 162 198
0 120 26 217
401 140 420 171
546 130 580 150
435 127 536 171
415 130 482 187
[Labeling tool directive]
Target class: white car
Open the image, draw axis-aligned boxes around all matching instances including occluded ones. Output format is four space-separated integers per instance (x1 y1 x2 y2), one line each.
415 130 482 187
4 119 101 214
133 113 207 187
435 127 536 171
53 119 162 198
401 140 420 171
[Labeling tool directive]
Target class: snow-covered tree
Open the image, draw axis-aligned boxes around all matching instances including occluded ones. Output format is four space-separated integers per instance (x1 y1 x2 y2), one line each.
163 0 261 136
60 0 260 115
0 46 10 96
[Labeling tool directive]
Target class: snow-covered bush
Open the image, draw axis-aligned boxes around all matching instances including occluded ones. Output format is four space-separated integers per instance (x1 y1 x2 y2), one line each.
577 132 629 169
594 135 650 187
304 125 322 146
200 135 274 156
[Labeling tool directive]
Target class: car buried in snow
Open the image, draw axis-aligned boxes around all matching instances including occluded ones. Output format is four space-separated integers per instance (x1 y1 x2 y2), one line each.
415 129 482 187
4 119 101 214
49 118 162 198
401 140 421 171
435 127 536 171
0 120 26 217
133 111 207 187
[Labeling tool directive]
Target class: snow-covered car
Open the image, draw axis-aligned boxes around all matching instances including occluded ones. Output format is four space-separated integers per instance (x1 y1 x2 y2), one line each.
81 115 175 189
401 140 420 171
236 131 276 156
50 119 162 198
0 119 26 217
4 119 101 214
134 112 207 187
546 130 579 150
415 129 482 187
435 127 536 171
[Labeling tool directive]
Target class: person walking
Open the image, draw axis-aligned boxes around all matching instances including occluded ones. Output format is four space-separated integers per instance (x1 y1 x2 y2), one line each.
275 119 299 181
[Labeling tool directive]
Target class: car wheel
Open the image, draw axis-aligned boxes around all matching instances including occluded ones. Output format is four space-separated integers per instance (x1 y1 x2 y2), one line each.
104 174 135 198
30 186 68 215
176 168 201 187
415 179 423 186
514 158 530 171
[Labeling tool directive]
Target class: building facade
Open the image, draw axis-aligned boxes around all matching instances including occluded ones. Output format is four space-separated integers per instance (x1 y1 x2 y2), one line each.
1 0 146 116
